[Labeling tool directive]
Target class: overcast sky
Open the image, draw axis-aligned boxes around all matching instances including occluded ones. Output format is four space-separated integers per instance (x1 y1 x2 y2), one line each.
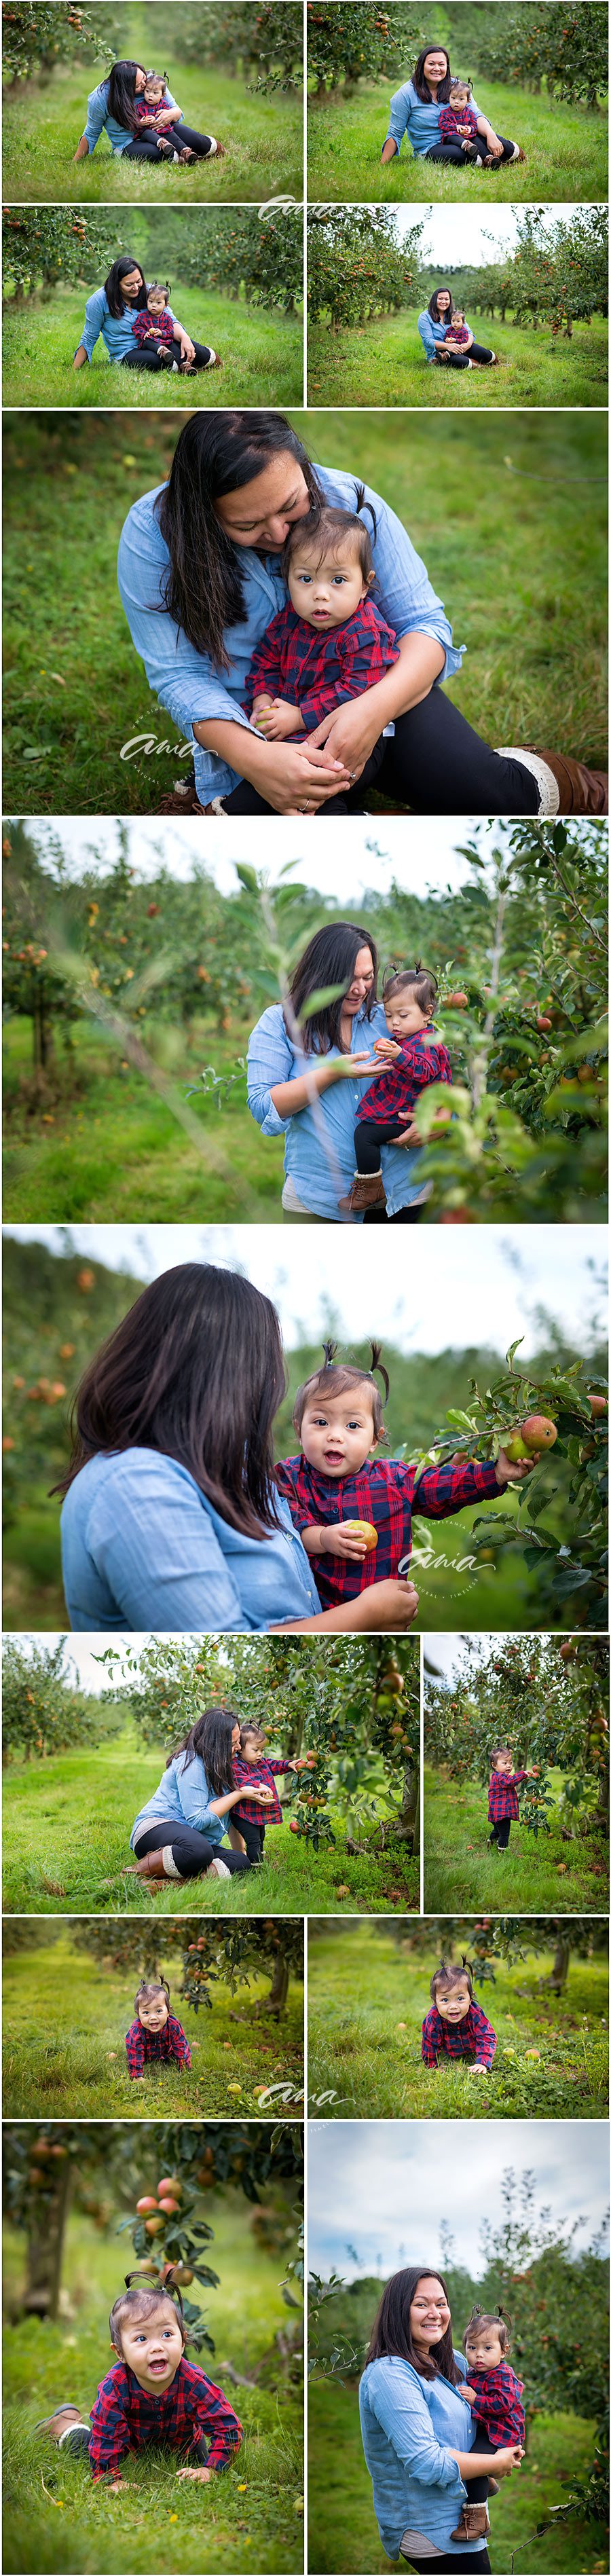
4 1633 212 1693
17 815 515 902
4 1227 606 1357
384 204 584 266
308 2122 610 2280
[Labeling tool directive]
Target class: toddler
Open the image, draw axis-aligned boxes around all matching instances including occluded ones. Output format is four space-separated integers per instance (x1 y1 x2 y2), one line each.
134 69 196 163
421 1955 496 2072
451 2304 525 2544
36 2270 242 2486
439 79 485 159
350 966 452 1213
131 281 202 373
125 1975 191 2080
444 305 470 348
488 1744 538 1850
243 496 400 806
275 1341 540 1611
229 1721 313 1864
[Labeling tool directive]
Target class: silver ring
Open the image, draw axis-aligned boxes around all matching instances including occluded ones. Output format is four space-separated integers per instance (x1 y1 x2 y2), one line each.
347 769 356 781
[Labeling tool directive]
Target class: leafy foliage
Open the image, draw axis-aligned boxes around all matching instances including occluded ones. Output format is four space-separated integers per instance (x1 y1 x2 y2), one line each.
72 1913 305 2025
1 1634 116 1762
424 1634 609 1833
1 1 118 84
2 205 122 299
472 3 608 107
308 204 422 327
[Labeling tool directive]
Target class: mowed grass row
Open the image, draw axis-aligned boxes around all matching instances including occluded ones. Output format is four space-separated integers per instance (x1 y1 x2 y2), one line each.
423 1765 610 1913
3 407 606 817
3 1014 281 1222
1 1725 420 1918
2 287 303 411
308 311 608 411
307 1922 609 2121
3 2204 304 2576
2 1930 305 2120
306 75 608 202
2 60 303 201
308 2380 607 2576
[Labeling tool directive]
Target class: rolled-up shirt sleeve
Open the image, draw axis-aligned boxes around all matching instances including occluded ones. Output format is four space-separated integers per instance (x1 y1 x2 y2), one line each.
117 494 253 800
83 82 107 151
362 481 463 681
77 287 107 358
369 2365 466 2494
384 84 411 153
247 1010 297 1136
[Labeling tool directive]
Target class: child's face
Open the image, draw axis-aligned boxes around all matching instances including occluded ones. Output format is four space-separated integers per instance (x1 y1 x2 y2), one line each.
452 312 464 327
299 1386 377 1478
138 1993 169 2032
465 2328 504 2373
385 993 432 1041
119 2301 184 2391
450 88 469 107
147 293 166 316
240 1736 265 1768
145 81 164 104
287 539 367 631
434 1974 472 2024
494 1753 513 1775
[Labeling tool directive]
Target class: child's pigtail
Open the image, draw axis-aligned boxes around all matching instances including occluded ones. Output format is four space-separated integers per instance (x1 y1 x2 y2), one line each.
370 1342 390 1405
322 1338 338 1369
353 479 377 546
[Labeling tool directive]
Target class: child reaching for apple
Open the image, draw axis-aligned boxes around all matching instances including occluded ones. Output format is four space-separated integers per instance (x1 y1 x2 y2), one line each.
124 1977 191 2080
274 1342 543 1613
488 1745 539 1851
421 1955 497 2072
451 2304 525 2545
36 2268 242 2490
349 964 452 1215
226 1721 314 1865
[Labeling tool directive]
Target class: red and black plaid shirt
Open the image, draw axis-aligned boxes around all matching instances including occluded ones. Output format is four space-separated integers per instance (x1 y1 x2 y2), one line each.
243 598 399 734
421 2000 497 2067
355 1029 452 1129
488 1769 529 1822
124 2012 191 2079
88 2357 242 2480
132 308 175 346
231 1753 294 1828
439 103 479 139
274 1454 501 1608
463 2361 525 2449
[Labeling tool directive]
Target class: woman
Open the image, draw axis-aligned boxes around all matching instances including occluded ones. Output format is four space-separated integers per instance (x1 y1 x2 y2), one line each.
117 411 605 818
126 1706 272 1886
360 2266 522 2570
73 59 221 166
248 923 425 1223
72 255 215 379
57 1262 419 1634
382 46 521 169
418 288 496 373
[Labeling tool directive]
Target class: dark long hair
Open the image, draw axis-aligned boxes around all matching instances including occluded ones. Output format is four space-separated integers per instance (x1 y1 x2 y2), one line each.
413 45 451 102
428 284 456 323
54 1262 286 1539
286 923 379 1056
105 60 143 134
166 1705 238 1792
365 2266 460 2386
104 255 148 319
155 413 325 672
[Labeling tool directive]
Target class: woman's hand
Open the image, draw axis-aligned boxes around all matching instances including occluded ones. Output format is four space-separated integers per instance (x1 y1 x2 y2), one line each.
392 1115 420 1147
307 693 382 782
492 2446 524 2477
496 1446 539 1485
249 1785 275 1805
251 740 354 813
485 129 504 156
363 1578 420 1629
180 333 196 363
73 135 90 160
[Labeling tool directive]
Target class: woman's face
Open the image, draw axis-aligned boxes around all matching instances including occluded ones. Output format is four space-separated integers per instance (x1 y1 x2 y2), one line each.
231 1723 240 1754
134 66 147 91
423 50 449 88
344 946 375 1018
215 449 311 555
437 291 451 313
121 268 144 303
409 2277 451 2345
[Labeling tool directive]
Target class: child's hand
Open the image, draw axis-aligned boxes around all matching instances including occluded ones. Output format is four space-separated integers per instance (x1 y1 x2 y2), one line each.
469 2061 488 2074
373 1036 403 1061
99 2476 126 2492
253 697 303 739
495 1446 538 1485
458 2383 476 2402
177 2463 212 2482
320 1522 372 1559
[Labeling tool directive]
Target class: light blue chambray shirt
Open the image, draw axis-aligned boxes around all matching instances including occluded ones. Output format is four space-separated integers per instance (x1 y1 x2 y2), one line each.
83 77 178 154
60 1448 322 1633
360 2353 487 2561
247 999 425 1220
130 1749 226 1852
117 464 464 806
384 80 483 158
77 287 180 364
418 312 451 363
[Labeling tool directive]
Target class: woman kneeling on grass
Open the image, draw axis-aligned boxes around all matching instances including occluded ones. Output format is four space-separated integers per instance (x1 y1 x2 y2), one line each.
118 409 606 815
125 1705 274 1888
418 287 497 373
360 2266 523 2570
57 1261 420 1635
73 255 217 381
381 45 523 172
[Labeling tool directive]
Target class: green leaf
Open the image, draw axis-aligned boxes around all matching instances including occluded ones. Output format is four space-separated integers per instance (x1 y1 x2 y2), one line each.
505 1336 525 1370
235 862 259 893
299 982 347 1020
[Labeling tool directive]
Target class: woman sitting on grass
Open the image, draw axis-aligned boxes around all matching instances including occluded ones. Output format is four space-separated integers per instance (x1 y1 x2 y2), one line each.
418 287 497 373
381 44 523 171
73 58 223 167
126 1706 274 1889
73 255 216 380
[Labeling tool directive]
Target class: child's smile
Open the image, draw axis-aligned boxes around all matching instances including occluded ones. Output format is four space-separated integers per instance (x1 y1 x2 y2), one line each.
120 2308 184 2391
300 1388 378 1478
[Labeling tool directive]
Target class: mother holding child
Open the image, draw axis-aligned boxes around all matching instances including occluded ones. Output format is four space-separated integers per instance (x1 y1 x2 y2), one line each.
73 58 223 167
382 45 523 170
360 2266 525 2569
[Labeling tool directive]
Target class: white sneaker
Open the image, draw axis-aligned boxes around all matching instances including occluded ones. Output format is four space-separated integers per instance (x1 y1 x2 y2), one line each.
208 1856 231 1879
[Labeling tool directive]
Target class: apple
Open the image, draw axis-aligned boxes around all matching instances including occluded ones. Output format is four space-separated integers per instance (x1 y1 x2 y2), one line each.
589 1394 607 1418
521 1415 557 1452
504 1433 529 1462
341 1520 377 1549
145 2215 165 2236
157 2177 182 2198
136 2195 158 2215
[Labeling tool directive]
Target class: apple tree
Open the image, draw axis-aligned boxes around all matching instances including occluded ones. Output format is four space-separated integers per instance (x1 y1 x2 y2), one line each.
308 5 423 99
2 2 118 83
72 1913 305 2019
308 207 422 329
1 1635 111 1763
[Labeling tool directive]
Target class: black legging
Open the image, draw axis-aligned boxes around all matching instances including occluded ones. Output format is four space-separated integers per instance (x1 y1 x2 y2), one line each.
436 342 495 368
62 2425 209 2468
120 339 213 373
123 121 214 160
401 2554 490 2573
426 133 517 164
223 689 540 818
133 1819 251 1875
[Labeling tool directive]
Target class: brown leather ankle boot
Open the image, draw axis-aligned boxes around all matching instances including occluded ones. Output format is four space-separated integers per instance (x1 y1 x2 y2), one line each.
450 2503 490 2542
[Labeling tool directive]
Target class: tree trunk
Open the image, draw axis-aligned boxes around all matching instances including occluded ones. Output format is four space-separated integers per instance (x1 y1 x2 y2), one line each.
543 1935 571 1993
265 1951 290 2014
23 2162 73 2319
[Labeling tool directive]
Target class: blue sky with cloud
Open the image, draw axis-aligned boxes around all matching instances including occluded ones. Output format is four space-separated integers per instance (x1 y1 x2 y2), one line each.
308 2122 609 2281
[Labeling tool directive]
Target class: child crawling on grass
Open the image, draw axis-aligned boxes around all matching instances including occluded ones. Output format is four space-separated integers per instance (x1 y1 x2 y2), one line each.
243 495 401 811
349 965 452 1215
274 1342 542 1613
451 2304 525 2545
227 1721 315 1866
421 1954 497 2074
37 2269 242 2490
125 1975 191 2080
488 1744 539 1852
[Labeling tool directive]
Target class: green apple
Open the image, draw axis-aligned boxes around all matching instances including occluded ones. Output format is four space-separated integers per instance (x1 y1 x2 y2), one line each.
504 1433 529 1462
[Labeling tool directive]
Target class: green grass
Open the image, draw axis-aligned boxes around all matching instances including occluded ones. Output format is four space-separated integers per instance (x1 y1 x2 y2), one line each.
3 2201 303 2575
424 1764 610 1913
2 58 303 202
2 286 303 410
308 2379 607 2575
2 1930 304 2120
2 1014 284 1223
1 1725 419 1918
306 74 608 202
4 408 606 819
308 309 608 410
307 1922 608 2121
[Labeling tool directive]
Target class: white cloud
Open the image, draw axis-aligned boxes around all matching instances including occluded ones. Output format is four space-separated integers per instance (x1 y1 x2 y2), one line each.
308 2122 610 2281
16 813 516 901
